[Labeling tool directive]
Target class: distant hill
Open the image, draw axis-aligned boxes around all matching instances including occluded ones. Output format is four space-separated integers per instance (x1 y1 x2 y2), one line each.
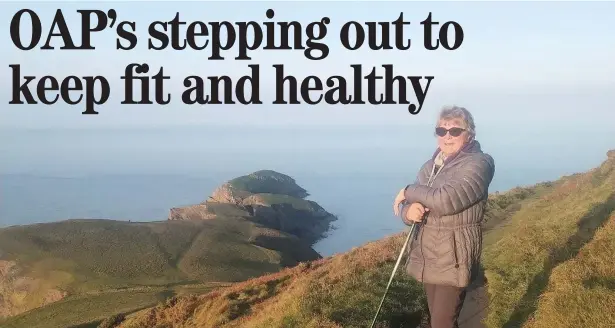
98 149 614 328
0 170 335 328
169 170 337 245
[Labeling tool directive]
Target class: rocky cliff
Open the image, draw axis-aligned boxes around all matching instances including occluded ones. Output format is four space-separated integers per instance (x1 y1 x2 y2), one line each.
169 170 337 245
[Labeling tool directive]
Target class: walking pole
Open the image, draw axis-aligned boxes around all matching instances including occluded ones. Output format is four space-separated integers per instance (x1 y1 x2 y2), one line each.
369 222 417 328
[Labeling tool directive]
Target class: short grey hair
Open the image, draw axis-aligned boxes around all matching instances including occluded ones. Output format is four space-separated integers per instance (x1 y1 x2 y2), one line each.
436 105 476 139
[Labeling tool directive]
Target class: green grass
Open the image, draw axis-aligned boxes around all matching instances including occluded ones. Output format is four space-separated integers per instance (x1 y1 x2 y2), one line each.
176 223 284 281
0 290 168 328
0 220 182 284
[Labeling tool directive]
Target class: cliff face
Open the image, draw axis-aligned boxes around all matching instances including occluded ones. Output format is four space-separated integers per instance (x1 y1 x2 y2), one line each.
169 170 337 245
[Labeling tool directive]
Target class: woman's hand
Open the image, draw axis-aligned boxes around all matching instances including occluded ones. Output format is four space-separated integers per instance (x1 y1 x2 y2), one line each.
393 188 406 216
403 202 430 224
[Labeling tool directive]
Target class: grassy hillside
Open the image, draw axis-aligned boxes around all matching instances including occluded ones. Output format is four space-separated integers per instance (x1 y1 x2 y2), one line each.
481 152 615 328
0 217 320 327
100 150 615 328
110 182 535 328
523 211 615 328
114 232 427 328
102 172 559 328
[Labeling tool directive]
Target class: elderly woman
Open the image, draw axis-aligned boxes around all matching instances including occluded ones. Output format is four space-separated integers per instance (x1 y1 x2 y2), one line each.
393 106 495 328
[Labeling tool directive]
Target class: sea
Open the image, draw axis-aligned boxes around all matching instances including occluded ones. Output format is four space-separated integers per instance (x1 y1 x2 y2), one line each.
0 124 611 256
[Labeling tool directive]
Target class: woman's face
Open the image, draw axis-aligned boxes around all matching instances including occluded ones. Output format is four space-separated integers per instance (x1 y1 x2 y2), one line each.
436 119 470 156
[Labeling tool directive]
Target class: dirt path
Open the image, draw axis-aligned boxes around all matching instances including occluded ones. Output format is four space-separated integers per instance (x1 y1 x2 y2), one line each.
455 218 511 328
456 261 492 327
458 282 489 328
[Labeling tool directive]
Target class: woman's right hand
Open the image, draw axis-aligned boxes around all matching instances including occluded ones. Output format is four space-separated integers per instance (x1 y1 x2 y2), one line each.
393 188 406 216
403 202 429 223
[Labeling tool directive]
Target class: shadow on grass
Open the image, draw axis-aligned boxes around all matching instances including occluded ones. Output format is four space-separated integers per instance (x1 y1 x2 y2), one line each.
386 311 425 328
387 281 427 328
582 277 615 291
366 264 428 328
502 191 615 328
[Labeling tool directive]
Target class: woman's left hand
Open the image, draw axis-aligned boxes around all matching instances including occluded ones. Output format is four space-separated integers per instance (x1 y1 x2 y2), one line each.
393 187 406 216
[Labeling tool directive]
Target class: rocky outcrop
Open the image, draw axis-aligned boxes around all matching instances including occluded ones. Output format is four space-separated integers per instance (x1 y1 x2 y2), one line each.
169 170 336 245
0 260 67 318
168 205 215 221
241 193 336 244
607 149 615 159
209 183 254 205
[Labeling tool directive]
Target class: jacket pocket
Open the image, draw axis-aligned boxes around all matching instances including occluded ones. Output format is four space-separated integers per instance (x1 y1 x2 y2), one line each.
452 232 459 268
453 231 462 287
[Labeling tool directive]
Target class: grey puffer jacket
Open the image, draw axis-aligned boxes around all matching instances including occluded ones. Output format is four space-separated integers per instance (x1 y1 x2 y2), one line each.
400 140 495 288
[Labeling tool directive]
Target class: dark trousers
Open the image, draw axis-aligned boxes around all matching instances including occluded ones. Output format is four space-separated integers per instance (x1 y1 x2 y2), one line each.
422 283 467 328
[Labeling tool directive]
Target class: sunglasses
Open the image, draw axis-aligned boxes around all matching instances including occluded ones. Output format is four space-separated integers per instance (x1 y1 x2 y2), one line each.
435 127 466 137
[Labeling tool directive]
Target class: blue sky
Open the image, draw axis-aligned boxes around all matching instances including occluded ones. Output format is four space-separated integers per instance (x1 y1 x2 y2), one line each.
1 1 614 128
